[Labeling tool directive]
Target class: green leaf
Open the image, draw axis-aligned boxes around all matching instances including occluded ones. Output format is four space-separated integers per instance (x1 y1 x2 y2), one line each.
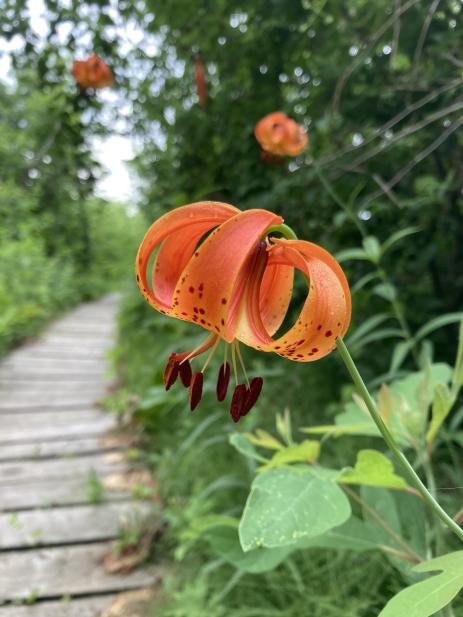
379 551 463 617
335 248 370 263
373 282 397 302
350 328 404 353
257 440 320 471
299 516 381 552
360 488 426 574
301 423 374 437
426 383 454 445
346 313 391 347
362 236 381 262
351 271 380 295
452 319 463 388
337 450 408 489
389 340 414 374
244 429 284 450
414 313 463 343
381 226 420 256
239 467 351 551
229 434 268 463
275 408 292 445
204 526 292 573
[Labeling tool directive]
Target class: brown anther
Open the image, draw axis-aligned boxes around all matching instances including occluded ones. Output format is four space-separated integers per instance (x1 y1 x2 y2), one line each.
241 377 264 416
230 384 246 423
179 360 192 387
164 354 179 391
189 372 204 411
216 362 231 401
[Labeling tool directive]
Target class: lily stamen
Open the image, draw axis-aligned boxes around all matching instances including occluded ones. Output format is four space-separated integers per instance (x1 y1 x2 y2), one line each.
200 335 221 373
235 341 250 388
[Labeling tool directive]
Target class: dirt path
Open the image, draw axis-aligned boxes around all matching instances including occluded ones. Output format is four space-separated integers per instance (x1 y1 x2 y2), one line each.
0 295 161 616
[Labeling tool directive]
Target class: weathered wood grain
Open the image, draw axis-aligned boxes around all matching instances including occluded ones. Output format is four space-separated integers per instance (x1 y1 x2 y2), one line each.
0 502 153 548
0 542 163 600
0 410 116 443
0 436 121 461
0 453 131 485
0 476 129 511
0 295 160 607
0 596 112 617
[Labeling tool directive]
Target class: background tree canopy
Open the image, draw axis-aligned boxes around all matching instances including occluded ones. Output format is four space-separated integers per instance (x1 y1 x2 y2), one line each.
4 0 462 360
1 1 462 615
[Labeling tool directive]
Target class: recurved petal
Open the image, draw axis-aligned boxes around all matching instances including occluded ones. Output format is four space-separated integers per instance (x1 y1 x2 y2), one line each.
136 202 239 318
282 120 308 156
173 209 283 340
259 262 294 336
254 112 288 155
237 238 351 362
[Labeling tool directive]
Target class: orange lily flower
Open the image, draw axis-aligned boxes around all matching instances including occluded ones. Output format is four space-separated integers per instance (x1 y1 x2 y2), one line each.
72 55 113 90
255 111 308 157
194 54 208 108
136 202 350 421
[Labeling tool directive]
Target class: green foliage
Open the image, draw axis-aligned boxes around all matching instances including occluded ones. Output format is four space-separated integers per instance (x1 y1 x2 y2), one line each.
5 0 463 614
239 467 351 551
338 449 408 489
379 552 463 617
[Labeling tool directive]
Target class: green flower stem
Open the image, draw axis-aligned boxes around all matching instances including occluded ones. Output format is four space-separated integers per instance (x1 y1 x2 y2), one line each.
267 224 298 240
336 337 463 543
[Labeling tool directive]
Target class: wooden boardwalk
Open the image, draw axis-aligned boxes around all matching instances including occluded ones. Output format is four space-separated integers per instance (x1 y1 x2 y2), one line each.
0 296 161 616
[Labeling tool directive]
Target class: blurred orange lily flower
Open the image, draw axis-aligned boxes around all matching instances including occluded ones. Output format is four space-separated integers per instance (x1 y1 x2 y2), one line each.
136 202 350 421
255 111 307 157
194 54 208 108
72 54 113 90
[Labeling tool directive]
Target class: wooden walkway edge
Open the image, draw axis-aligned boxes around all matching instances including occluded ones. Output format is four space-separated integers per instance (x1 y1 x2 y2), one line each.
0 295 160 616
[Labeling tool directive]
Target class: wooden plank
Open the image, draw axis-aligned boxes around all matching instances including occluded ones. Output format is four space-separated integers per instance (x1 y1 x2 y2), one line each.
0 476 129 511
0 373 109 383
44 326 114 334
0 453 129 485
0 382 107 394
0 596 112 617
0 502 152 548
0 542 163 600
6 344 111 358
0 357 107 368
0 415 115 444
0 436 122 461
0 409 111 431
0 396 106 412
43 336 114 345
